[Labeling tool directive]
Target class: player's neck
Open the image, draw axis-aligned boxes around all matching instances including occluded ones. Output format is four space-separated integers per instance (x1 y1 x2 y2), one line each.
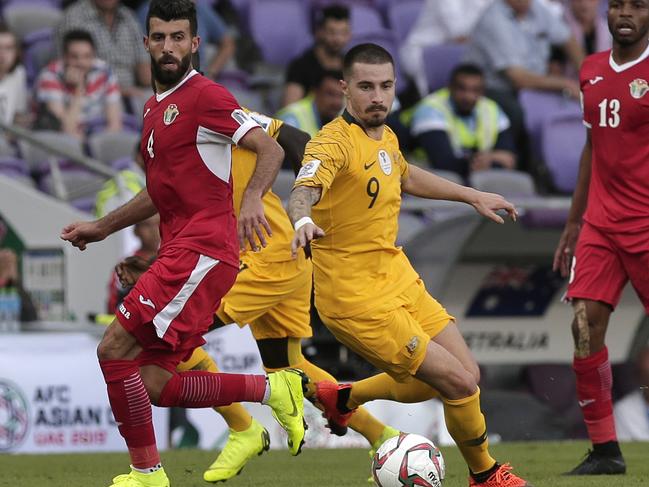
345 107 385 141
612 37 649 65
154 68 193 95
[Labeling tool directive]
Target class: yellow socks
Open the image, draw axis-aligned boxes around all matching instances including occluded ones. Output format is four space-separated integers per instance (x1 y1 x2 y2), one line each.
442 388 495 474
348 373 439 408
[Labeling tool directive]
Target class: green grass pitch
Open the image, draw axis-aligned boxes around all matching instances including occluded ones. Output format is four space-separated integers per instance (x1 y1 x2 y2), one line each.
1 441 648 486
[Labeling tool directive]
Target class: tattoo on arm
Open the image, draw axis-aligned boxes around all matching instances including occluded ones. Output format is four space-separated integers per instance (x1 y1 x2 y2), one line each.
573 300 590 358
287 186 322 224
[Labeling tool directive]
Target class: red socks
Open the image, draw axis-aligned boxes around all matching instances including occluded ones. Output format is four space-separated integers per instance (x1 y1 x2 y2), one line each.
573 347 617 444
157 371 267 408
100 360 160 469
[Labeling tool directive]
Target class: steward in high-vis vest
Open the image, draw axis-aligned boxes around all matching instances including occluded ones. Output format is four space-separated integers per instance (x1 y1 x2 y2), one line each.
410 64 516 179
277 70 344 137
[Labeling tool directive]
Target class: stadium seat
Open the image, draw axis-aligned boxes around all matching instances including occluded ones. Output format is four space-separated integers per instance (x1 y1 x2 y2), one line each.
40 163 106 200
87 131 141 166
397 211 426 244
387 0 423 43
4 3 62 40
249 0 312 66
422 43 466 93
110 157 137 172
349 4 385 36
519 90 580 156
23 29 55 87
18 130 84 172
541 112 586 193
272 169 296 202
469 169 536 197
0 156 34 187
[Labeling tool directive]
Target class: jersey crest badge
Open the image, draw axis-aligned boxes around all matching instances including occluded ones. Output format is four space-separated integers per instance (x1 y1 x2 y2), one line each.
163 104 180 125
629 78 649 99
378 150 392 175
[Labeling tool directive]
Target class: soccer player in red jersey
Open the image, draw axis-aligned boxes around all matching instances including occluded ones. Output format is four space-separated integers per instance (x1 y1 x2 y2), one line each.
553 0 649 476
60 1 306 486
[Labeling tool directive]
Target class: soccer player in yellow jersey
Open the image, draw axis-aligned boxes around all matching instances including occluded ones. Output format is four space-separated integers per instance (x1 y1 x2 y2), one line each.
288 43 531 487
119 113 398 483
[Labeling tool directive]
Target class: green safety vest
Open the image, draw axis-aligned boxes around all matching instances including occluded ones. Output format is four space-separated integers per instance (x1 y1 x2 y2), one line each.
418 88 501 156
276 95 320 137
95 169 145 218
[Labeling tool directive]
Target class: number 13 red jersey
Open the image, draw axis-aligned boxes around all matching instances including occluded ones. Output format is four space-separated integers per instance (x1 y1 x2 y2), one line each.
580 45 649 233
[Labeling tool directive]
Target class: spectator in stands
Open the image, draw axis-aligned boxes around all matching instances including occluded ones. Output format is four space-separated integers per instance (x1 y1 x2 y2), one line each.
464 0 584 167
566 0 611 55
614 345 649 441
35 29 123 139
277 70 344 137
137 0 235 79
55 0 151 98
106 214 159 313
0 248 38 322
410 64 515 179
400 0 494 97
95 142 145 257
0 25 28 129
283 4 351 106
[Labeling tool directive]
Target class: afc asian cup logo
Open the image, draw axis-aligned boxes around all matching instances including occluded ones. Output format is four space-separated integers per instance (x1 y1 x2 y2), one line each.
0 380 29 451
163 104 180 125
629 78 649 99
378 150 392 175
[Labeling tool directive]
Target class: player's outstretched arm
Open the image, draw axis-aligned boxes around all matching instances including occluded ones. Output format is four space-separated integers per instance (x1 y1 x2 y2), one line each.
60 189 157 251
553 130 592 278
288 186 325 258
237 128 285 251
402 164 518 224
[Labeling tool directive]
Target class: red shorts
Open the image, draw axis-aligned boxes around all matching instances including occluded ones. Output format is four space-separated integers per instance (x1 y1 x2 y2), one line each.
115 247 238 371
566 222 649 313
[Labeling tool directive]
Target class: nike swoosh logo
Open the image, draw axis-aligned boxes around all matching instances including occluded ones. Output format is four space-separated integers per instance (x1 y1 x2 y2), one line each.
139 295 156 309
285 376 299 417
589 76 604 85
578 399 595 407
364 161 376 170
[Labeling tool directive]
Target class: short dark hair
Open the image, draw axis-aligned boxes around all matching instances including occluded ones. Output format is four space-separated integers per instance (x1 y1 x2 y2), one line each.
449 63 484 84
316 70 343 88
62 29 95 53
343 43 394 79
316 4 350 28
146 0 197 37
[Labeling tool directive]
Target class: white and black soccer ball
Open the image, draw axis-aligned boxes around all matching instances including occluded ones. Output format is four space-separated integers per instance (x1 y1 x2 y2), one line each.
371 433 445 487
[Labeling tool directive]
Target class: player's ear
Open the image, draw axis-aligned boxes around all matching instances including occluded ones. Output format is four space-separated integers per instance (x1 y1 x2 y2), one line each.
341 79 349 98
192 35 200 54
143 35 149 52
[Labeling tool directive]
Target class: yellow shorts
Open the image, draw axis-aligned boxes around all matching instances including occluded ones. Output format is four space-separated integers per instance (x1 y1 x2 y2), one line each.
217 252 313 340
319 279 453 381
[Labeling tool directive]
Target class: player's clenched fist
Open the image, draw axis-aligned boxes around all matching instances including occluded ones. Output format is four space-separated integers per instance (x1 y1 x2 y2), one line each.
60 221 107 251
291 220 325 259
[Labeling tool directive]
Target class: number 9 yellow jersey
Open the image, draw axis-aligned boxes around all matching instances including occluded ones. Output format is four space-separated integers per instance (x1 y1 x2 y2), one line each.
293 110 420 318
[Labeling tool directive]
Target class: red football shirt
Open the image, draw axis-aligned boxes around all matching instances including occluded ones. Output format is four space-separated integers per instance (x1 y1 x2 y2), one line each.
141 70 259 267
581 46 649 233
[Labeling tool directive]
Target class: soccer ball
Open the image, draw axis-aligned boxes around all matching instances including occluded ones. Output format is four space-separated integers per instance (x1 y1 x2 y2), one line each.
371 433 445 487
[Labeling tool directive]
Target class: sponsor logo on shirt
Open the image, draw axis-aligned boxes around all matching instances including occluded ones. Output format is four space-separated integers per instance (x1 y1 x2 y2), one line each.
629 78 649 99
378 150 392 175
296 160 321 180
163 104 180 125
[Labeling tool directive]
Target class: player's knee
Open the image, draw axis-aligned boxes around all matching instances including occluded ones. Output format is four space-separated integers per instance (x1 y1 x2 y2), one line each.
440 369 478 400
467 362 481 384
97 336 122 361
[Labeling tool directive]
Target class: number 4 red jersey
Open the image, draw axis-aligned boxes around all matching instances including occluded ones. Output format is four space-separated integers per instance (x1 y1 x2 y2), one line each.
140 70 259 267
580 45 649 233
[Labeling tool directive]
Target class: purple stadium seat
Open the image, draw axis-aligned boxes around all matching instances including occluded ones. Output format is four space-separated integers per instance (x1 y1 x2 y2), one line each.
349 4 385 36
111 157 137 172
249 0 312 66
3 2 61 40
22 29 55 86
0 156 28 175
519 90 581 157
387 0 423 43
541 112 587 193
422 43 466 93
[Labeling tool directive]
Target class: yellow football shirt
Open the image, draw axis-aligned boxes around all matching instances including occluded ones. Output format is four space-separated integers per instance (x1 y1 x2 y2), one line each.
293 110 420 318
232 111 294 262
